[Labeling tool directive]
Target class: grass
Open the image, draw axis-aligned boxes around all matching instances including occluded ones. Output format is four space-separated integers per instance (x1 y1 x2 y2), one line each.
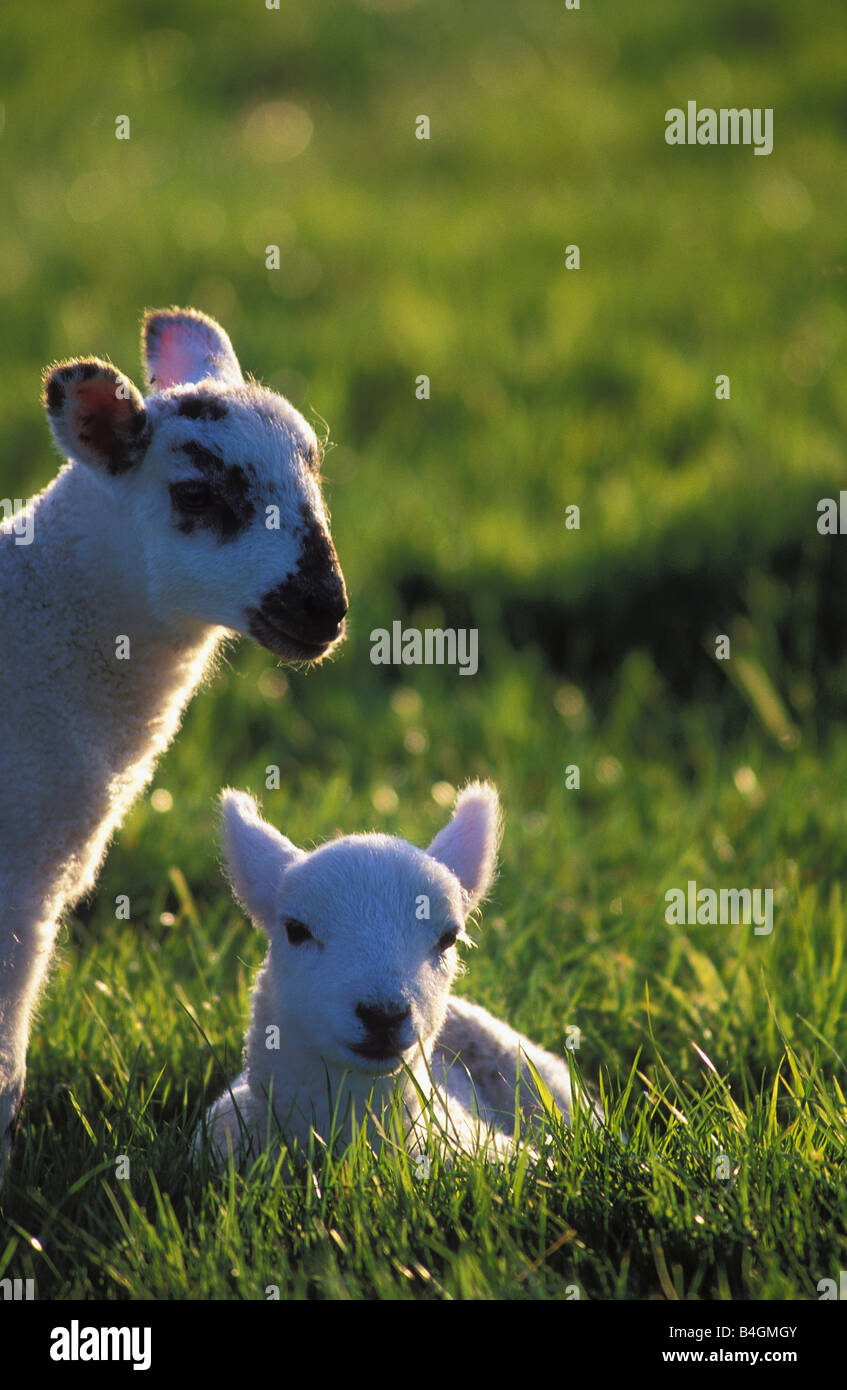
3 659 846 1299
1 0 846 1299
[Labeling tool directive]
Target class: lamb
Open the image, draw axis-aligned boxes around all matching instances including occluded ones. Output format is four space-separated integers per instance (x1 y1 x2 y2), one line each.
0 308 348 1170
200 783 581 1165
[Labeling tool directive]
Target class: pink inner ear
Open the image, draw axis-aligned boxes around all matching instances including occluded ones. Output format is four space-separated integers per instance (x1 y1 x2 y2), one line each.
72 377 137 457
148 316 239 390
148 321 209 389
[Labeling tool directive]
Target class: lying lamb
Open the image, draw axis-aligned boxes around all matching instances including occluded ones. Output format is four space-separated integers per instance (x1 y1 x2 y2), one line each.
200 783 580 1165
0 308 347 1170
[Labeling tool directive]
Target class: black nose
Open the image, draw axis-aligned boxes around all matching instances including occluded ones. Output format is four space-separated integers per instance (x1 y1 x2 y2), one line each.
251 566 348 649
288 584 348 642
259 509 349 646
355 1002 410 1037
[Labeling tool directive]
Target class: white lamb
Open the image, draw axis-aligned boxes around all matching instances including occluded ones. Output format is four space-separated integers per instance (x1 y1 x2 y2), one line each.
0 308 348 1169
200 783 580 1165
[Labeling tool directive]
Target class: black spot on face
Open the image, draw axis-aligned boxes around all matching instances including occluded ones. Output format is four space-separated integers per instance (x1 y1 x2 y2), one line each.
246 503 348 655
176 394 229 421
172 440 255 540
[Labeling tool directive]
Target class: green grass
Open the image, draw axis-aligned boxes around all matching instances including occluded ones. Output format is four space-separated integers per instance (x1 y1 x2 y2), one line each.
1 0 846 1299
3 658 846 1299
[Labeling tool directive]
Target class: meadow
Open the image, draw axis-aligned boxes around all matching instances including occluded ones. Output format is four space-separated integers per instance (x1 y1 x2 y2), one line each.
0 0 845 1299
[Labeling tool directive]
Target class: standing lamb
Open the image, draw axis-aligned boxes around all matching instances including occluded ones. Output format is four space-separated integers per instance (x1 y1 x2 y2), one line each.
0 308 348 1170
200 783 580 1165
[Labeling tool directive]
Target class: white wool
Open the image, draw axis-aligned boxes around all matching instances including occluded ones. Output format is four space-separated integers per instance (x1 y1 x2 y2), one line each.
200 784 580 1167
0 308 347 1167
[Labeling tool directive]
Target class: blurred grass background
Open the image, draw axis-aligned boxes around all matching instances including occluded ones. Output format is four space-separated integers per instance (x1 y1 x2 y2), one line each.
3 0 847 662
1 0 846 1298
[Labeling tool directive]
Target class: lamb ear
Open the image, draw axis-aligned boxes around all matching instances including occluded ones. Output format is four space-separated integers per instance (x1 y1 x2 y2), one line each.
425 781 502 913
143 307 243 391
43 359 148 475
220 790 304 933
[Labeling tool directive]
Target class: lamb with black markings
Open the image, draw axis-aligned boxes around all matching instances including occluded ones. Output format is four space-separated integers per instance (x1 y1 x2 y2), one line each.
0 307 347 1170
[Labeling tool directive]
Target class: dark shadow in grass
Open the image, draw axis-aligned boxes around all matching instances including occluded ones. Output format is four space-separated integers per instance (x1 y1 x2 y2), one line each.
393 534 847 706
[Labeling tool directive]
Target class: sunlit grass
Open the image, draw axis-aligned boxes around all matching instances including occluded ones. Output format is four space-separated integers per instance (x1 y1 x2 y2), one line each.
1 0 846 1299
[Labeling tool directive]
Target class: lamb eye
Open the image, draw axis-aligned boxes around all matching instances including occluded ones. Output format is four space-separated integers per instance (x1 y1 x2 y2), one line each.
437 929 458 953
170 480 213 513
285 918 313 945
